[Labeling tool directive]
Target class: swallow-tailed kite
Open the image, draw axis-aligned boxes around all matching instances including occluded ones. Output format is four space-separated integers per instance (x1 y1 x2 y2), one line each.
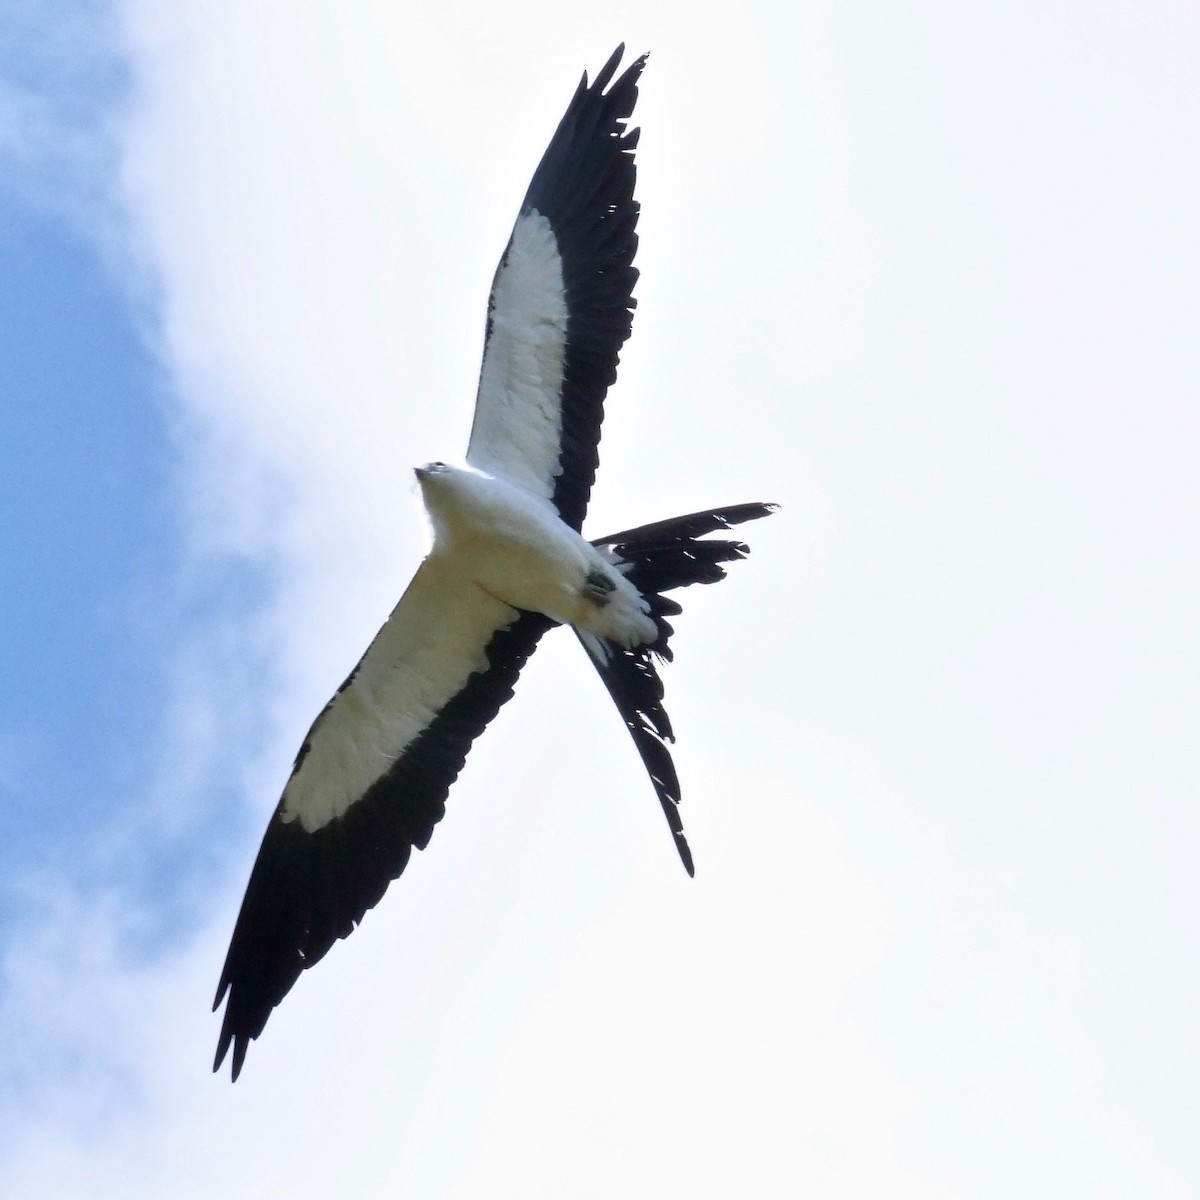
213 45 776 1080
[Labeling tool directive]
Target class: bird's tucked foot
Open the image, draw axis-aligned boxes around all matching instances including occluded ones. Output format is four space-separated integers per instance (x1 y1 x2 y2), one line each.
582 570 617 606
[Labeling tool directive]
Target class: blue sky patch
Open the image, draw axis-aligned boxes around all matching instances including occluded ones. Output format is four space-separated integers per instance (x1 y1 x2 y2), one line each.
0 194 174 888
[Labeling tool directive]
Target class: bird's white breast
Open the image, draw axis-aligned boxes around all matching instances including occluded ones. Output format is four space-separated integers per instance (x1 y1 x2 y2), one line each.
419 465 593 625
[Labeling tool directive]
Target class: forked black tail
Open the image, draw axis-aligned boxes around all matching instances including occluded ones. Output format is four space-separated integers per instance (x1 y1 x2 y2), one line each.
581 502 777 874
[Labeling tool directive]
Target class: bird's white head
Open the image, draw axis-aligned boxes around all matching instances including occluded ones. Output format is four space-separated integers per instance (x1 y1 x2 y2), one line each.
413 461 450 483
413 461 494 548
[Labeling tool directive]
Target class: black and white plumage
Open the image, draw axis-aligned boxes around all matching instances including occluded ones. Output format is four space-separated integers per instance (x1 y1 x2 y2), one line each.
213 46 776 1081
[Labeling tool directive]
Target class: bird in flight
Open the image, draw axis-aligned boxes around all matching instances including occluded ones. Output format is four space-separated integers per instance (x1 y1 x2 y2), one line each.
213 45 775 1081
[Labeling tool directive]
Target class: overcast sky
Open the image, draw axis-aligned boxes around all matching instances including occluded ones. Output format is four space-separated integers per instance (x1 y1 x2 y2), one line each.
2 2 1197 1196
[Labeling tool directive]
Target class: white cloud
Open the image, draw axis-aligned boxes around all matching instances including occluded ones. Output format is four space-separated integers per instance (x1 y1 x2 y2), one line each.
3 1 1198 1195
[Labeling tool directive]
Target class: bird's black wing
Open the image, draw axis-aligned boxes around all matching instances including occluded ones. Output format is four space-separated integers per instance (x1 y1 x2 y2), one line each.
467 45 643 530
213 558 552 1080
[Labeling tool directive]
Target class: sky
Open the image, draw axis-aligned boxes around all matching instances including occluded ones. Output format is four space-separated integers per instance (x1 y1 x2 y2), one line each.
1 1 1197 1195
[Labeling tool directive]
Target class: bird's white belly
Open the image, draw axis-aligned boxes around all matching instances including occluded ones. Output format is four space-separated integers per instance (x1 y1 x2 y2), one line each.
425 472 587 623
421 465 655 645
461 511 590 625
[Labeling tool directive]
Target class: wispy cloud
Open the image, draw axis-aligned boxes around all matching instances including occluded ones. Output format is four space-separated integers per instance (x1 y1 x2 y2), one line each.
0 0 280 1140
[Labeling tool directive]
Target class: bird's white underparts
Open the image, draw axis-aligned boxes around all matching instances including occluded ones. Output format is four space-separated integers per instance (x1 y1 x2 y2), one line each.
213 45 776 1082
417 462 657 645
